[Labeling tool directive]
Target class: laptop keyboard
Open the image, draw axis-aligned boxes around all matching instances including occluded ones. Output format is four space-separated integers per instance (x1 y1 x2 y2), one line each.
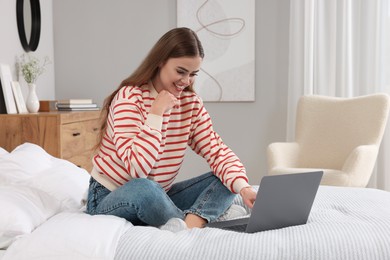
223 224 248 232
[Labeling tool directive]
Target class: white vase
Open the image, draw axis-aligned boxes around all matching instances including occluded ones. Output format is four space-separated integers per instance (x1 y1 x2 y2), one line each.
26 83 40 113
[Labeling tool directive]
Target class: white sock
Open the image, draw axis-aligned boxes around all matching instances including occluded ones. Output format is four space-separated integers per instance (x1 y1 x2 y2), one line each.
217 204 248 221
159 218 188 233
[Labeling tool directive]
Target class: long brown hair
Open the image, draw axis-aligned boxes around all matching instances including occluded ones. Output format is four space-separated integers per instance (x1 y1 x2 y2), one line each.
95 27 204 150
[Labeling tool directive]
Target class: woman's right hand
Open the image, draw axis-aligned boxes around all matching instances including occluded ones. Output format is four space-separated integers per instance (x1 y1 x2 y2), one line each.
240 186 257 209
150 90 179 116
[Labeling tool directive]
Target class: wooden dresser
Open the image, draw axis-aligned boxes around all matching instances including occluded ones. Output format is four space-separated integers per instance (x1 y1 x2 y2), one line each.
0 110 101 172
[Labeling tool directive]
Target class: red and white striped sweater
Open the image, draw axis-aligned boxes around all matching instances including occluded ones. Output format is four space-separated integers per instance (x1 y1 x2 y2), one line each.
91 84 249 193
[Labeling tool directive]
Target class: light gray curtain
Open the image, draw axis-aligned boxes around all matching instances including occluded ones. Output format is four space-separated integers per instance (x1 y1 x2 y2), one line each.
287 0 390 190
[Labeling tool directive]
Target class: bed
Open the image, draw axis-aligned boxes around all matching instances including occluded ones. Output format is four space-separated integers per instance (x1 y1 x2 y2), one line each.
1 143 390 260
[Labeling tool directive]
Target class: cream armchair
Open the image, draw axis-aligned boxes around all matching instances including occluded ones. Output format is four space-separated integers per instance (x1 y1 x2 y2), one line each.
267 93 390 187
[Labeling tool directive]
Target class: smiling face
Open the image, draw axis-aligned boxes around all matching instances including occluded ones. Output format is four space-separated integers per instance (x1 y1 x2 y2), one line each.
152 56 203 97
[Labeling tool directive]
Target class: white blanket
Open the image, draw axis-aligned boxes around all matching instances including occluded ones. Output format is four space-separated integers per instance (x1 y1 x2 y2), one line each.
2 186 390 260
3 211 131 260
2 144 390 260
115 186 390 260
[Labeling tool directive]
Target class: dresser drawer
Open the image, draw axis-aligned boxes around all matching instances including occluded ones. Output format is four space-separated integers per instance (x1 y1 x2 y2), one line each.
0 110 100 173
61 119 100 159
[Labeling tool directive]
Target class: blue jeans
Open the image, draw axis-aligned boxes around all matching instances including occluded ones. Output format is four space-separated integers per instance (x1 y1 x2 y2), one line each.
86 172 236 226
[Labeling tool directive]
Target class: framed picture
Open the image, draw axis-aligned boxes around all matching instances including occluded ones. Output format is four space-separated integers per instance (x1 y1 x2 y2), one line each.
0 81 7 114
177 0 255 102
0 64 18 114
11 81 28 113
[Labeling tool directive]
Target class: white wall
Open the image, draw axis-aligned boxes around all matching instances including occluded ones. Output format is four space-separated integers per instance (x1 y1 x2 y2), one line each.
0 0 55 101
52 0 291 185
0 0 289 184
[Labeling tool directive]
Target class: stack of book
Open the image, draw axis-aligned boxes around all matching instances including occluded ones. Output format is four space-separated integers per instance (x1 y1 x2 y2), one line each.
56 99 99 111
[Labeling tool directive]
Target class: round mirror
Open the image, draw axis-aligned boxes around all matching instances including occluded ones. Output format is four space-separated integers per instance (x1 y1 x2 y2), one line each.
16 0 41 52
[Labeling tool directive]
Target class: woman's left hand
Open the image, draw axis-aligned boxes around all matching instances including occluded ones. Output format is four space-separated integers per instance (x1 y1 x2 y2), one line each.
240 186 257 209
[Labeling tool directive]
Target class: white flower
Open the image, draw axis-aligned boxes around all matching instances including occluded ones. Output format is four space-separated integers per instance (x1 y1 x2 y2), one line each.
19 54 51 84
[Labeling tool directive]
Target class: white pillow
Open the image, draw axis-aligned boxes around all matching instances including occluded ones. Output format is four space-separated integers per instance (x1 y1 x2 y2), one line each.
0 143 91 210
0 159 32 184
0 147 8 156
24 159 91 210
0 185 61 249
0 143 92 249
0 143 54 175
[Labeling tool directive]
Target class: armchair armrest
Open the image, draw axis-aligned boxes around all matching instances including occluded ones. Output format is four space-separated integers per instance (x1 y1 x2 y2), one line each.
267 142 300 170
342 144 379 187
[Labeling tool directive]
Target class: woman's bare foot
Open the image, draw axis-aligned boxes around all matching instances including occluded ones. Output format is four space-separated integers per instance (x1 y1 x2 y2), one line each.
184 213 207 228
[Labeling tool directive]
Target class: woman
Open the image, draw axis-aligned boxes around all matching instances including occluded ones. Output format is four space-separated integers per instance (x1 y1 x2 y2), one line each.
86 27 257 231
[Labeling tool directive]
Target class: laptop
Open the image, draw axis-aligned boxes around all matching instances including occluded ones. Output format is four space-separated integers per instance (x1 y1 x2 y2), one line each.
205 171 323 233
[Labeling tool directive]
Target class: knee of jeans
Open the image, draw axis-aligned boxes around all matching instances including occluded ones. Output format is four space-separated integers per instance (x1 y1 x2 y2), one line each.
123 178 170 207
205 171 214 177
122 178 162 195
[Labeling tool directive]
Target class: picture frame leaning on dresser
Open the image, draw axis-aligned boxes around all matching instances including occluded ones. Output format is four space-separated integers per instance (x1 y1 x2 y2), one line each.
0 64 18 114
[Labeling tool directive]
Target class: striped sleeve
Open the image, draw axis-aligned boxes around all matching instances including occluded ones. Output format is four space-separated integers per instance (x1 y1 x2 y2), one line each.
188 101 249 193
109 88 163 179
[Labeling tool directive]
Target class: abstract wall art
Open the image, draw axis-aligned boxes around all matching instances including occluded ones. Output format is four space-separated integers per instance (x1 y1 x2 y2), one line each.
177 0 255 102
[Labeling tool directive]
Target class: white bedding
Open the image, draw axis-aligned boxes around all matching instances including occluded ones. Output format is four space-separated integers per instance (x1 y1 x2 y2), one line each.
3 211 131 260
115 186 390 260
2 143 390 260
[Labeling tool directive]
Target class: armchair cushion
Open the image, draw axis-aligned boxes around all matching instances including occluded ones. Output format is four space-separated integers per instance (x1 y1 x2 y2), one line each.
267 93 390 187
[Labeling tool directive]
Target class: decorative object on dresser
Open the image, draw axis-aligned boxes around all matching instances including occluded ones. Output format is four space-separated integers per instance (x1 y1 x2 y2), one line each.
11 81 28 113
58 99 93 104
25 83 40 113
0 110 101 172
0 80 6 113
57 99 99 111
39 100 58 112
0 64 18 114
18 54 51 113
